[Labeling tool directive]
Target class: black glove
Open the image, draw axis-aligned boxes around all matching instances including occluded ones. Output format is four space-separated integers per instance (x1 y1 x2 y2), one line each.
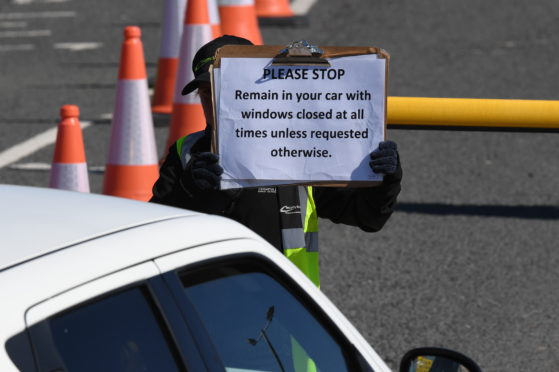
370 140 402 182
180 152 223 193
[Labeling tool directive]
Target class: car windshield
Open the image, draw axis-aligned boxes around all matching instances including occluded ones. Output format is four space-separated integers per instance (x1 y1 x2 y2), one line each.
181 258 361 372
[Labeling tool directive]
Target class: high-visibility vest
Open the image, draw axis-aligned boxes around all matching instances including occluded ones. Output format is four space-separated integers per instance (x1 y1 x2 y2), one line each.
177 132 320 287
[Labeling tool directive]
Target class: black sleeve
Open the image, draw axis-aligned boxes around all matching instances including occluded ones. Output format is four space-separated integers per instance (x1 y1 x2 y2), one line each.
313 165 402 232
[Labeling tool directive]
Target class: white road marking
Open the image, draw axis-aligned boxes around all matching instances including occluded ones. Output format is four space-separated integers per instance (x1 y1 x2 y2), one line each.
12 0 71 4
88 165 105 172
0 21 27 28
54 42 103 51
0 44 34 51
0 11 76 20
0 29 51 38
9 162 51 171
8 163 105 172
291 0 317 15
0 121 92 169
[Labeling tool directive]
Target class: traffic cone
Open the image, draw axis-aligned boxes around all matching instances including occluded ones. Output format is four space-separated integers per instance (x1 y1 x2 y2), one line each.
218 0 263 44
152 0 187 114
49 105 90 193
208 0 223 38
103 26 159 202
255 0 294 18
165 0 215 149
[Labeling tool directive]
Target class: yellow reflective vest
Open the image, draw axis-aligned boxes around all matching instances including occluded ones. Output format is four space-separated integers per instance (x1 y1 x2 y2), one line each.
177 133 320 287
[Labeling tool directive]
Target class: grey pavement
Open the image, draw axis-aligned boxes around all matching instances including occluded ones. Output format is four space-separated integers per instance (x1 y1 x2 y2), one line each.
1 0 558 371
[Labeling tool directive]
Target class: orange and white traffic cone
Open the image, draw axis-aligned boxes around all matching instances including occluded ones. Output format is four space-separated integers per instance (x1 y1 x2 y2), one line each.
49 104 90 193
209 0 223 38
218 0 263 44
255 0 294 18
165 0 215 149
152 0 187 114
103 26 159 202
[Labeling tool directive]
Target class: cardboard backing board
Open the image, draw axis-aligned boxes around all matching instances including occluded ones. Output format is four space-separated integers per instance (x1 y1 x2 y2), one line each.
210 44 389 188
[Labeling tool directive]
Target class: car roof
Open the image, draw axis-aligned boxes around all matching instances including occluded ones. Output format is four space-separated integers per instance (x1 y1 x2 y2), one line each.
0 185 198 271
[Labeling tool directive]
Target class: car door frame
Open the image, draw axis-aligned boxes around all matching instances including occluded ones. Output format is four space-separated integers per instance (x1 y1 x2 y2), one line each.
24 261 208 372
154 238 392 372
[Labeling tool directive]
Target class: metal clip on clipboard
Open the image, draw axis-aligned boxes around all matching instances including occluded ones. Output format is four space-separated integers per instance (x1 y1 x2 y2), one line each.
272 40 330 66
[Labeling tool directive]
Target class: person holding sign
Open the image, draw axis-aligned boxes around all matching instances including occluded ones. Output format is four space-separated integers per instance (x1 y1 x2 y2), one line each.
151 35 402 288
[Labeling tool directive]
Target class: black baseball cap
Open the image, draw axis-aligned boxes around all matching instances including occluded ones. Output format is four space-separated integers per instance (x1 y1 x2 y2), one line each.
181 35 253 95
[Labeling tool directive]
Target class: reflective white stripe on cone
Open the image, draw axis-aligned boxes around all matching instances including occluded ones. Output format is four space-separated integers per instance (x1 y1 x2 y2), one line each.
109 80 158 165
50 163 90 192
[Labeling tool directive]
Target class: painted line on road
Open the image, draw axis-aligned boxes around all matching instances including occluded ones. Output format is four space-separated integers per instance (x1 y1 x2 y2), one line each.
0 44 34 51
0 29 51 38
54 42 103 51
12 0 71 4
9 162 51 171
8 163 105 172
0 11 76 20
0 121 91 169
291 0 317 15
0 21 27 28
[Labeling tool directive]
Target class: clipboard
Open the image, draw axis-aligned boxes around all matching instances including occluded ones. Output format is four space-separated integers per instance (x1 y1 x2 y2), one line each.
210 41 390 189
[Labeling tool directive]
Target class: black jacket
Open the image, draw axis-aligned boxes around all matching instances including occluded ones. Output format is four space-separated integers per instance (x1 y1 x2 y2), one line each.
150 130 402 250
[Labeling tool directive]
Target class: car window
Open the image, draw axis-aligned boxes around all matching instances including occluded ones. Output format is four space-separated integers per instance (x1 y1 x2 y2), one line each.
180 258 357 372
30 286 185 372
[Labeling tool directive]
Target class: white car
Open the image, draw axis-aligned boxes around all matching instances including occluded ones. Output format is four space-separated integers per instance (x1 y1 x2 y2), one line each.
0 185 481 372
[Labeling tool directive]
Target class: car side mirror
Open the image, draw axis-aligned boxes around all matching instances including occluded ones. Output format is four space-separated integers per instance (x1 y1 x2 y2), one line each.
400 347 482 372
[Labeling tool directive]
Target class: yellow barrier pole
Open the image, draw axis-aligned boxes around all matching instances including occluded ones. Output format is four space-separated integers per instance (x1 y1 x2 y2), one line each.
387 97 559 131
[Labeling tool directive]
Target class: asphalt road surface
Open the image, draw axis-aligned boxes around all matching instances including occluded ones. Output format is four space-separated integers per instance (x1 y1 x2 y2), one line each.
1 0 558 371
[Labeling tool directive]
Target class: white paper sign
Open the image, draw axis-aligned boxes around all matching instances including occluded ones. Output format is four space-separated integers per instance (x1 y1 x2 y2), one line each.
214 54 386 189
